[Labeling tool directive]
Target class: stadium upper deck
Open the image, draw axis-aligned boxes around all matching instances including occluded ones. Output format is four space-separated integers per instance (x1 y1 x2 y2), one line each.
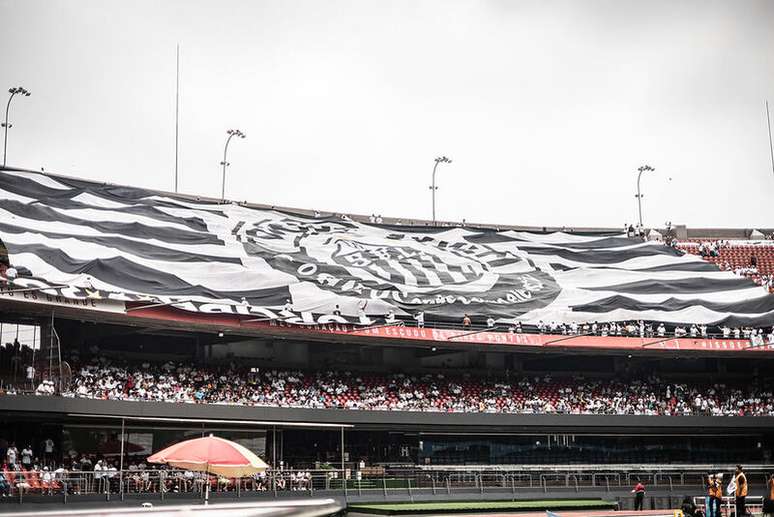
1 166 773 336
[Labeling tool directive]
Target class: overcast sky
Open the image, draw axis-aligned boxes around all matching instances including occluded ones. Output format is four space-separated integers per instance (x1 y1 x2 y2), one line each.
1 0 773 229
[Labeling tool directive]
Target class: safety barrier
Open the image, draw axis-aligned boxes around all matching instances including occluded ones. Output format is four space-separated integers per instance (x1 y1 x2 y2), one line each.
0 467 769 506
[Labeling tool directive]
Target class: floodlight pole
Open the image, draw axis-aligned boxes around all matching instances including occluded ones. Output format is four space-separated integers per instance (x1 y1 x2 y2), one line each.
430 156 451 223
635 165 654 229
2 87 31 168
220 129 245 201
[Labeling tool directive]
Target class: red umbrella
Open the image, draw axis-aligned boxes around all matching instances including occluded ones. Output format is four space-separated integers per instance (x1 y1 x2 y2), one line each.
147 435 269 505
147 435 268 478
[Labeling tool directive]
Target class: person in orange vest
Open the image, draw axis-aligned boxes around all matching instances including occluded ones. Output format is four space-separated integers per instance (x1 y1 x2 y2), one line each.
705 474 722 517
734 465 748 517
632 479 646 511
712 475 724 517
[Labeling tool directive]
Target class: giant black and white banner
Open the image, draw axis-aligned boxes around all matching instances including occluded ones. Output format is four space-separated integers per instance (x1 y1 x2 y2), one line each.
0 168 772 326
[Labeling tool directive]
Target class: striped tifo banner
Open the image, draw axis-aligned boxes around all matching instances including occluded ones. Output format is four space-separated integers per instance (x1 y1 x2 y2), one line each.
0 168 772 326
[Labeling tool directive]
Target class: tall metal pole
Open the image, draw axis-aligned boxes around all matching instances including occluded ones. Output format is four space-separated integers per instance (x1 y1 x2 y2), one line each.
431 160 439 223
272 426 277 467
2 87 31 168
220 129 245 201
340 427 345 473
2 91 16 168
54 325 62 393
174 45 180 192
636 170 644 229
221 133 234 200
48 312 54 387
119 418 125 500
766 100 774 177
635 165 654 230
430 156 451 224
30 326 36 390
271 425 277 493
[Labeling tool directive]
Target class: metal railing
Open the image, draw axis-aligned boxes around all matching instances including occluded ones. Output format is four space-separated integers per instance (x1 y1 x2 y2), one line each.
0 467 769 505
382 317 760 341
692 496 765 517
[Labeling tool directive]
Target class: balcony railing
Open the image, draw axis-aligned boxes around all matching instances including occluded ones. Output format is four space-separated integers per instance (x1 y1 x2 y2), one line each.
0 466 770 508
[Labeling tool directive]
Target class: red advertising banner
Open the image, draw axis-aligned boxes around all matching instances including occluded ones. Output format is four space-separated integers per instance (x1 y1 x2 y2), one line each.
2 278 769 354
126 306 773 354
341 324 770 353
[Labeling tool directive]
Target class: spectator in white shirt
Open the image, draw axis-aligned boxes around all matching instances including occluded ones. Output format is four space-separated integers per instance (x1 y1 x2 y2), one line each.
6 444 17 466
20 446 33 469
41 467 53 494
94 460 109 493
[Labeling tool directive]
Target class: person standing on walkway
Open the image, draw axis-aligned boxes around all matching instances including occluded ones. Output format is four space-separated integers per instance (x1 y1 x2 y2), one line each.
704 474 715 517
706 474 722 517
715 474 724 517
632 479 646 510
734 465 748 517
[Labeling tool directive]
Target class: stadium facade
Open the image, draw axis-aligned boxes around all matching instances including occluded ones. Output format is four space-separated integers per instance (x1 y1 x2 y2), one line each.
0 166 773 479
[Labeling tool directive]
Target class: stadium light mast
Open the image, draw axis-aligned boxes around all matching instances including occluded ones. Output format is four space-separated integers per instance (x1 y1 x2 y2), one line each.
220 129 246 201
430 156 452 223
2 86 32 168
635 165 654 229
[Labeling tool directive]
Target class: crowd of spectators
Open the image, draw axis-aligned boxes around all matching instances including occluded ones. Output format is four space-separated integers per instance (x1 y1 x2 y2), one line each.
531 320 774 345
404 313 774 344
28 358 772 417
0 454 308 497
4 316 771 399
697 240 725 257
717 261 774 291
0 339 34 385
676 239 774 292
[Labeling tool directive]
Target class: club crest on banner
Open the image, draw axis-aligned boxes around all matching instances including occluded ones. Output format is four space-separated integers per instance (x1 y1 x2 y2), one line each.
235 215 561 319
